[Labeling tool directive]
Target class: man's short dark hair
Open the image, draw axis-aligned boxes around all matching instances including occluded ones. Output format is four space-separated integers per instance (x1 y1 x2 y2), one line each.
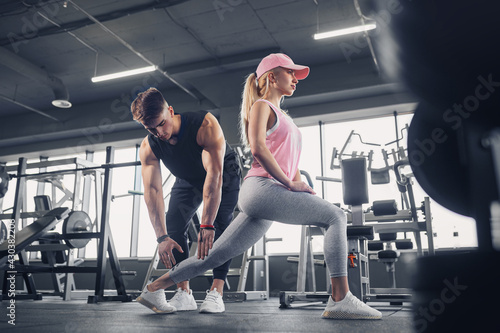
131 87 166 123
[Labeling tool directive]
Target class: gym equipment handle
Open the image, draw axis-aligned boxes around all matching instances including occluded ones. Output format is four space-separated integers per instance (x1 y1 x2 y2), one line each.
393 160 410 186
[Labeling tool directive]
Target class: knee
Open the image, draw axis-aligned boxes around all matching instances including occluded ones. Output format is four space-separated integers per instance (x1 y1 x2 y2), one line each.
326 205 347 226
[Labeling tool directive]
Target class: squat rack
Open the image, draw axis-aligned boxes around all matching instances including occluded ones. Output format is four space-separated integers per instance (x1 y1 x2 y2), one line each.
1 146 138 303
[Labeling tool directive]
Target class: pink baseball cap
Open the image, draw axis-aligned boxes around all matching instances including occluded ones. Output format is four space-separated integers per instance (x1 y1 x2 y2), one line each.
256 53 310 80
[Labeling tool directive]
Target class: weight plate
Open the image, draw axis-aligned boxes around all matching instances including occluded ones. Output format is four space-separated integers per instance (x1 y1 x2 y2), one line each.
0 167 9 199
63 211 92 248
0 221 7 244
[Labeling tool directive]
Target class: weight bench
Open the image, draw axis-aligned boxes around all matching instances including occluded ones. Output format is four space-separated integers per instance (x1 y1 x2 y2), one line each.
0 207 70 300
0 207 70 266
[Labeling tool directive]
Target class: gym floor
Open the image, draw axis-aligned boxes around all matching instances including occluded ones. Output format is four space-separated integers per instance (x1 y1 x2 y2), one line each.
1 296 413 333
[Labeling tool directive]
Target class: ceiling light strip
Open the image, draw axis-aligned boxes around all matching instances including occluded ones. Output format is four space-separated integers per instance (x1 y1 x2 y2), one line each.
91 65 157 83
314 23 376 40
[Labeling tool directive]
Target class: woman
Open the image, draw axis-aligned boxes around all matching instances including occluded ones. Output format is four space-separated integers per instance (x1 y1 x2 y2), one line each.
137 53 382 320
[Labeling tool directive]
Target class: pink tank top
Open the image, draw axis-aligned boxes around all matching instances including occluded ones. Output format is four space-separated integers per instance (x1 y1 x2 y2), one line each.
245 99 302 180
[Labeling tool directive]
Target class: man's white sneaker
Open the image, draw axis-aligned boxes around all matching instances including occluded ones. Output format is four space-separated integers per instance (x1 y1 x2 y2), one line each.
136 285 176 314
169 288 198 311
321 291 382 320
199 288 225 313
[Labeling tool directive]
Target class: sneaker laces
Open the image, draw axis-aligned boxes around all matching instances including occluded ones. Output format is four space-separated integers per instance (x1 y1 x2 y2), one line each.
171 288 185 302
204 290 220 303
347 294 370 311
351 297 365 309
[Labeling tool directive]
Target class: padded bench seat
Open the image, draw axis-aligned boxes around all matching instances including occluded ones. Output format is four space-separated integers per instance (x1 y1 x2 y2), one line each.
347 225 374 240
0 207 70 259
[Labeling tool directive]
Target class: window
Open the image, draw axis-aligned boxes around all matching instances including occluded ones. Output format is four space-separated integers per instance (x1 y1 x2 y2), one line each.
266 112 477 254
1 112 477 260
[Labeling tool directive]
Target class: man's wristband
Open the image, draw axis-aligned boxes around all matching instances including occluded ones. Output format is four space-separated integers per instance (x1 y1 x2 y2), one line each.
157 234 169 244
200 224 215 230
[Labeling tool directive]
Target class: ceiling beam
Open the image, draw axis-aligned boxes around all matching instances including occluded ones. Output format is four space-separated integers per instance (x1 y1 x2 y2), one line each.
0 0 192 47
0 46 70 111
166 48 280 78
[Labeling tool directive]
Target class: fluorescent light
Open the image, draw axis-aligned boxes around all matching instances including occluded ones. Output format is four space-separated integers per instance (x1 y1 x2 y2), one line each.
91 65 157 83
313 23 376 40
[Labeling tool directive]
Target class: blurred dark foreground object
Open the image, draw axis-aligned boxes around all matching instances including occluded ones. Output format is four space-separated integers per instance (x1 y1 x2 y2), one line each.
367 1 500 332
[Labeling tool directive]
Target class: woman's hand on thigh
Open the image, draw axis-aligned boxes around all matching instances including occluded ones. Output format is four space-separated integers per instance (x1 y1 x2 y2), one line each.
288 180 316 195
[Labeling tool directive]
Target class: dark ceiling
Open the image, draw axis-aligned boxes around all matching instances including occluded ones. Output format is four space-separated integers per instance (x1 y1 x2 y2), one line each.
0 0 418 162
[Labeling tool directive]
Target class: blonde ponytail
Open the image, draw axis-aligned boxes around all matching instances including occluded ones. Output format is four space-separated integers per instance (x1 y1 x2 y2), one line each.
239 70 273 150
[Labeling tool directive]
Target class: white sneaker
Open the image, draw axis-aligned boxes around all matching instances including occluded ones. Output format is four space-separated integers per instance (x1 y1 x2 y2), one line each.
136 285 176 314
169 288 198 311
199 288 225 313
321 291 382 320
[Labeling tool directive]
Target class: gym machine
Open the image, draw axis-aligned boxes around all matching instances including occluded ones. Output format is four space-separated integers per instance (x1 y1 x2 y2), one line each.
333 131 434 303
0 146 139 303
280 128 435 308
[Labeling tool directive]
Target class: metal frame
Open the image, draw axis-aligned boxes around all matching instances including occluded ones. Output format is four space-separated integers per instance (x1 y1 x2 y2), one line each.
87 146 132 303
1 156 103 300
347 235 371 302
279 225 330 309
129 144 142 257
1 147 135 303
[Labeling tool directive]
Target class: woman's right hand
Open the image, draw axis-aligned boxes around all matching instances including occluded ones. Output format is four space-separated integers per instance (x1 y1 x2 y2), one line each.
288 180 316 195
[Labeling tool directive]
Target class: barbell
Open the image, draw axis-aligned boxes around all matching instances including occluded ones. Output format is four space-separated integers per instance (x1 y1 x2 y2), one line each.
0 160 141 199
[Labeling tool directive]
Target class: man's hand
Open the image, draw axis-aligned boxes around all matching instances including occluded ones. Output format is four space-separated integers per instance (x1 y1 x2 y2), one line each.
197 229 215 260
158 237 184 269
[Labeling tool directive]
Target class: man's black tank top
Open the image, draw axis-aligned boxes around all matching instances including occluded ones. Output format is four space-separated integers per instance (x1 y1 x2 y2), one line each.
148 110 237 189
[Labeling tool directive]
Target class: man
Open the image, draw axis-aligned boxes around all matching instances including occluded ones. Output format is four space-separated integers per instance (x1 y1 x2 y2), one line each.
131 87 241 313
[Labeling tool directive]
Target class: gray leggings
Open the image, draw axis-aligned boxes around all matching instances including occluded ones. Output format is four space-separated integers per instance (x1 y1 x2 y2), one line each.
169 176 348 283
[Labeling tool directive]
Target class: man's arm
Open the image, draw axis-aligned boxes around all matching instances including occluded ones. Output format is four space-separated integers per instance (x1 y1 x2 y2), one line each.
196 112 226 259
139 137 183 268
